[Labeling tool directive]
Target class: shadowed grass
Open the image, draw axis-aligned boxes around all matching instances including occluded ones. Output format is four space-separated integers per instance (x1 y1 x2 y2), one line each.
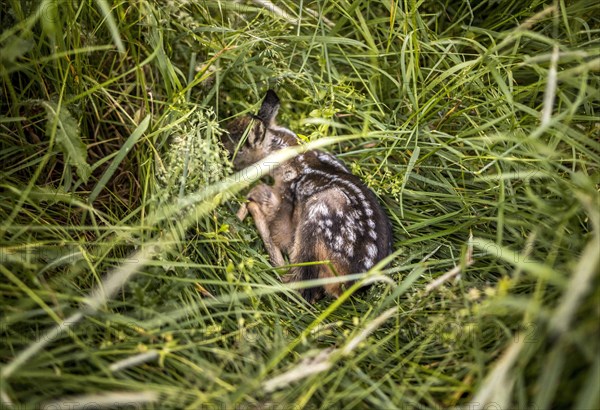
1 0 599 409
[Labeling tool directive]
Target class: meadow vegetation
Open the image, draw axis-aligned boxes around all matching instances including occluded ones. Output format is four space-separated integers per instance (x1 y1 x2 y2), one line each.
1 0 599 408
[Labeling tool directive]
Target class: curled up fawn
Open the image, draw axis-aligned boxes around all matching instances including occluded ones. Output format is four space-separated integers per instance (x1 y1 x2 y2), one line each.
223 90 392 302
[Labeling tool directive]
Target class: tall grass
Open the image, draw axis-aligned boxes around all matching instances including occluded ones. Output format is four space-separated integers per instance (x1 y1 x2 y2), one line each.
1 0 598 408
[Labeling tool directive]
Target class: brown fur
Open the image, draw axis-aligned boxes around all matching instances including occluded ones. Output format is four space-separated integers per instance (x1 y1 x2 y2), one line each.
224 90 393 302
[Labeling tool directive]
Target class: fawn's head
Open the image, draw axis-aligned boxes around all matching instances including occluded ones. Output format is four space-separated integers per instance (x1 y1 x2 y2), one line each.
224 90 298 170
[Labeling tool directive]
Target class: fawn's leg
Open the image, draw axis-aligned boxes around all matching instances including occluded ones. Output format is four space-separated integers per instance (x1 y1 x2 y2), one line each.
247 202 285 267
246 184 287 267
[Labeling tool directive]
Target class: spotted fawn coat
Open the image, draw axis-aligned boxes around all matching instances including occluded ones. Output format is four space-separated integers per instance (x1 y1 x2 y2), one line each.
224 90 392 302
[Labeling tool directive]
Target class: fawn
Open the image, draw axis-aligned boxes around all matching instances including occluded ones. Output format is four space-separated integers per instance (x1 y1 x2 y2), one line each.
223 90 392 302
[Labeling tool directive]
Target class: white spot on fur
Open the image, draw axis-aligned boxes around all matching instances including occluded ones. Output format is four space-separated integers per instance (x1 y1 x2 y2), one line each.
345 244 354 257
334 236 344 250
347 229 356 242
308 202 329 219
366 243 377 259
349 210 361 219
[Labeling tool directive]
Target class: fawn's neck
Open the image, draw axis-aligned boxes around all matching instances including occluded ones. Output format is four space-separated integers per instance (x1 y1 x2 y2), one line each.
267 125 298 151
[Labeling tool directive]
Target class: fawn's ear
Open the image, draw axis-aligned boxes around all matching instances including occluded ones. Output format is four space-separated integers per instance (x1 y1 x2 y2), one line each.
256 90 280 125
